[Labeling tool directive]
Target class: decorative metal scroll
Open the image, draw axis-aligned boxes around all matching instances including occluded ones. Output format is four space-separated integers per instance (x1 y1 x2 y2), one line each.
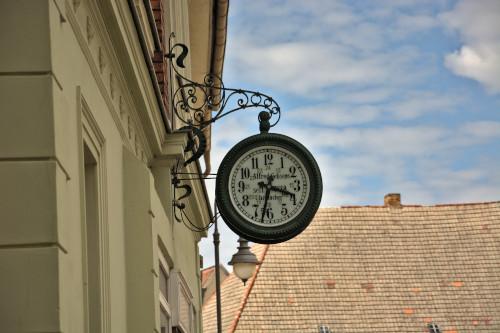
166 33 282 230
165 33 281 131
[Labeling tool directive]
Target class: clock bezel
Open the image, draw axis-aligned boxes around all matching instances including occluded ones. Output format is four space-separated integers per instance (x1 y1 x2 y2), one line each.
215 133 322 244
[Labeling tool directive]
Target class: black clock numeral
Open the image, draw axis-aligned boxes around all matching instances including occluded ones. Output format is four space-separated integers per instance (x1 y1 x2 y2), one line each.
292 179 301 192
292 195 297 206
238 181 246 193
281 205 288 216
253 204 259 218
242 195 250 207
251 157 259 169
266 207 274 219
264 153 274 166
280 157 284 168
241 167 250 179
289 166 297 178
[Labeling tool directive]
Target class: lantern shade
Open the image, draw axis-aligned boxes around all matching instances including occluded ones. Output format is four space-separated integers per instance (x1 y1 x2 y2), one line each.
233 262 257 282
228 238 260 284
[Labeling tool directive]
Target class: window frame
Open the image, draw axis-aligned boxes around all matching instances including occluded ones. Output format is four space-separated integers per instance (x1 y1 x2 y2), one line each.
159 250 172 333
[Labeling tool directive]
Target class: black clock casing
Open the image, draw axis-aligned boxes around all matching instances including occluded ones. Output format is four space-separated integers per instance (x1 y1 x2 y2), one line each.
215 133 322 244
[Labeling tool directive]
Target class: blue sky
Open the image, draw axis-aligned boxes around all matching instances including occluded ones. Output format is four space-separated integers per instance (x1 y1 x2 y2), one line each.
200 0 500 268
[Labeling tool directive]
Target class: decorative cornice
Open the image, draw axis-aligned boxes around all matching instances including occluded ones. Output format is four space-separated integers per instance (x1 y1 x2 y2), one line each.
65 0 152 164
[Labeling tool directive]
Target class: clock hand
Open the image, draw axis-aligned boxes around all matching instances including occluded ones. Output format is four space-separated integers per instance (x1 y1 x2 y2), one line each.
260 175 274 223
261 187 271 223
269 186 295 197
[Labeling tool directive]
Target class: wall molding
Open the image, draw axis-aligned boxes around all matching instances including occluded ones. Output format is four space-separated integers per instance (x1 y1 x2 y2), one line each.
79 89 111 333
65 0 154 163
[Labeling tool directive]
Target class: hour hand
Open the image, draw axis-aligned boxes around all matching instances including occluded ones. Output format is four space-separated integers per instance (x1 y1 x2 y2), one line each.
270 186 295 197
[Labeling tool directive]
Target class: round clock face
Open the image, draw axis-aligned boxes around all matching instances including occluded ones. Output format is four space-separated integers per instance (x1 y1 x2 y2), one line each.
229 146 310 226
216 133 322 244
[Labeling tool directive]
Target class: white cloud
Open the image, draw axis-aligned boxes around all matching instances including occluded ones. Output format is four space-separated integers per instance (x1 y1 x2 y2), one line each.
288 105 381 126
335 88 394 104
287 91 461 127
389 92 459 119
284 125 448 156
460 120 500 139
229 39 425 97
441 0 500 93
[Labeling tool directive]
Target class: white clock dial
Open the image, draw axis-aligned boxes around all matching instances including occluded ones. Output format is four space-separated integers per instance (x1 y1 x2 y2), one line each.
228 146 310 226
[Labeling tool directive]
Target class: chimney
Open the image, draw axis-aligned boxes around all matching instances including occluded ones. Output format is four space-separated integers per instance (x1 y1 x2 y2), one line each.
384 193 401 208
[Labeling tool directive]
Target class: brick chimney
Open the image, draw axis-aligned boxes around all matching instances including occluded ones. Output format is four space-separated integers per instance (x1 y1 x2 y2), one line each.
384 193 401 208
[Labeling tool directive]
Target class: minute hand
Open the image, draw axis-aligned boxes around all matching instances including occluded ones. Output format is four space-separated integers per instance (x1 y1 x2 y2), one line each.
261 188 271 223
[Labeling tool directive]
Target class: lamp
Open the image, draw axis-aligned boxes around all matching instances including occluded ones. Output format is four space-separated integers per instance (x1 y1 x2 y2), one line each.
228 238 260 285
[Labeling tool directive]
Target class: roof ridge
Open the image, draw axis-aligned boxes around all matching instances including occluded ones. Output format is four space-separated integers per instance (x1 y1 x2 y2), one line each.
320 200 500 209
432 200 500 207
228 244 270 333
201 265 215 271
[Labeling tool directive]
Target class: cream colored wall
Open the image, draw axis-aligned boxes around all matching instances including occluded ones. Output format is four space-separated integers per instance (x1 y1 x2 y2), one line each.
0 0 210 332
0 1 61 332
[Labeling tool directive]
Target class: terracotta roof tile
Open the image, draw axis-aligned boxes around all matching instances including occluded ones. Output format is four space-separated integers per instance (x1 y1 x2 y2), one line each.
202 266 216 288
203 201 500 332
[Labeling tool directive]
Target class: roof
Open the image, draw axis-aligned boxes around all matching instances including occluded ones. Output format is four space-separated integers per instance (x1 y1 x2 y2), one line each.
202 266 216 287
203 200 500 333
201 265 230 306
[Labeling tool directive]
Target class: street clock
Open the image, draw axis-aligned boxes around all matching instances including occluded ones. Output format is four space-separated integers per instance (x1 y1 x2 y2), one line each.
216 133 322 244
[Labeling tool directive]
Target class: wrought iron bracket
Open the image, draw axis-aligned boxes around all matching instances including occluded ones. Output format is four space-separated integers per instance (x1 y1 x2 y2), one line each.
166 33 281 132
165 32 282 231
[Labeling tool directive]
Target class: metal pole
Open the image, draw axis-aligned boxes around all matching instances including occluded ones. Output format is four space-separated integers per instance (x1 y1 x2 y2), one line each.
213 202 222 333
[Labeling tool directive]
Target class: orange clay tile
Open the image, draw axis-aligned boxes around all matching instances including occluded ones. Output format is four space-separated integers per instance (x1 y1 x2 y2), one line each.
403 308 414 315
325 280 336 289
361 282 374 292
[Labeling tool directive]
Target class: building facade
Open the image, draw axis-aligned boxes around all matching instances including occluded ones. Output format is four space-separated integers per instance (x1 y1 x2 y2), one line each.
0 1 227 332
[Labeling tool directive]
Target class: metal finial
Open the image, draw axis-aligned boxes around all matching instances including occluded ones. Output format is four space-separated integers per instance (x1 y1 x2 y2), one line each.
259 111 271 133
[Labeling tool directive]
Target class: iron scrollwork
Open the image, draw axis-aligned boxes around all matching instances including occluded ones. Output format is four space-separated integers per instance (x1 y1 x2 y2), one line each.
166 33 282 231
165 33 281 131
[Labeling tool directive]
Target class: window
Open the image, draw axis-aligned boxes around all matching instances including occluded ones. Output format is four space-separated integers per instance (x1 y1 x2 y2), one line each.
318 325 332 333
428 323 441 333
159 251 172 333
170 271 196 333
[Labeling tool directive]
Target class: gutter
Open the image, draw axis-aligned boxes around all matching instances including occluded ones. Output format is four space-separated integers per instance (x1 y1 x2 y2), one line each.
203 0 229 177
210 0 229 85
199 0 230 221
196 0 229 227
